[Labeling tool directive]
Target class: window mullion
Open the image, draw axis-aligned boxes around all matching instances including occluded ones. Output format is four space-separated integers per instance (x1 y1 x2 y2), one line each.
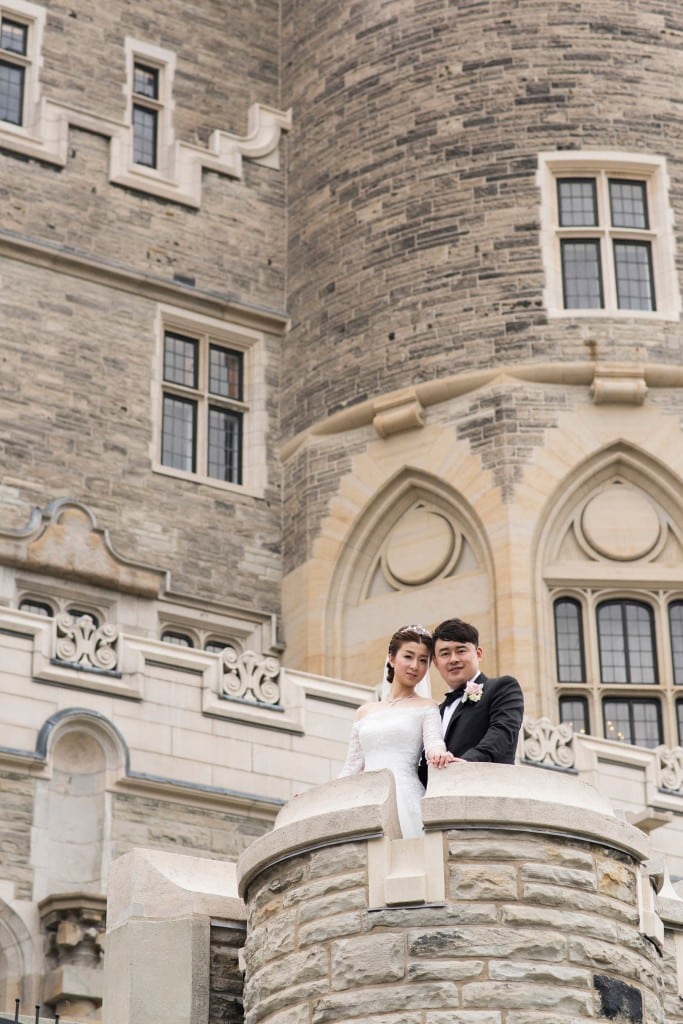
197 335 209 475
620 601 632 684
596 169 609 300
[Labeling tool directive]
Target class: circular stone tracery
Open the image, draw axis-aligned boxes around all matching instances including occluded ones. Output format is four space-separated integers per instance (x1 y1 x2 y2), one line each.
580 487 662 561
382 507 460 586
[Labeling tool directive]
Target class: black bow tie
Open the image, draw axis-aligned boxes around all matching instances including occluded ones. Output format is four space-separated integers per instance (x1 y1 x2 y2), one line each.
442 685 467 707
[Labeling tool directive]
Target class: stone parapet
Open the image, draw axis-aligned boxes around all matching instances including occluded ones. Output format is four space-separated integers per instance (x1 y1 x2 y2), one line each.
237 764 669 1024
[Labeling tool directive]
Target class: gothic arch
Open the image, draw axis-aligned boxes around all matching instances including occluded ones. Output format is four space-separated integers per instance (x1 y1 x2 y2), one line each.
536 440 683 568
533 441 683 736
0 901 40 1010
325 467 494 685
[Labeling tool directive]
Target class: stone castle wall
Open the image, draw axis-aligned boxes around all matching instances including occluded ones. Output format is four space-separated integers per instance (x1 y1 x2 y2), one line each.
101 765 683 1024
280 0 683 441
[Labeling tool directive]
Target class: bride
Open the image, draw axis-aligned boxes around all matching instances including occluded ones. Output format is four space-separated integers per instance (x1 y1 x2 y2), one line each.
338 624 448 838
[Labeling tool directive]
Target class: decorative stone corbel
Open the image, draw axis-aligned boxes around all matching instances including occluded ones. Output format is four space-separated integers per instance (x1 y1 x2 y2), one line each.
372 387 425 438
209 103 293 173
367 833 445 908
590 363 647 405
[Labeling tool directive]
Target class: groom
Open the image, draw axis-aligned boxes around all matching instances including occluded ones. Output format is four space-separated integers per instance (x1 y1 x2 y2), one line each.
418 617 524 785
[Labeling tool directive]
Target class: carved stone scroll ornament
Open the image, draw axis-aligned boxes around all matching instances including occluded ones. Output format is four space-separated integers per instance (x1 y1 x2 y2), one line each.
220 646 281 705
521 716 576 770
658 747 683 793
55 613 119 671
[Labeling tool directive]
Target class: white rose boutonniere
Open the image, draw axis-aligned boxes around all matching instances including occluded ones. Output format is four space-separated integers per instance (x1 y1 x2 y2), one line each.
463 680 484 703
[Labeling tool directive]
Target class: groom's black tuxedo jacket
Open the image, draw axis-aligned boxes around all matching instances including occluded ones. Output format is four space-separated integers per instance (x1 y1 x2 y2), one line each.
418 672 524 787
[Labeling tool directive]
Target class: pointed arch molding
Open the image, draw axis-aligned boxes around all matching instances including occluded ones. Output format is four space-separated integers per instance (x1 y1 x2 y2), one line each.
536 440 683 578
533 440 683 727
0 901 38 1009
324 467 494 679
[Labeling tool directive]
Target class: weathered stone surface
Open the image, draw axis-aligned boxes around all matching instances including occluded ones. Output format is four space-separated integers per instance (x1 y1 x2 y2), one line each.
449 863 518 900
331 933 405 989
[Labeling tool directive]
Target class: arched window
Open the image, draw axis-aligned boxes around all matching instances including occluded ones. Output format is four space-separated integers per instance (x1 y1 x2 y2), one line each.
542 458 683 751
161 631 194 647
554 598 585 683
19 598 53 617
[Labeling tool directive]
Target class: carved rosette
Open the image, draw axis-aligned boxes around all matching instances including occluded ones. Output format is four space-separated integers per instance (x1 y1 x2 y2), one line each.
55 613 119 671
658 747 683 793
521 717 576 770
220 647 281 705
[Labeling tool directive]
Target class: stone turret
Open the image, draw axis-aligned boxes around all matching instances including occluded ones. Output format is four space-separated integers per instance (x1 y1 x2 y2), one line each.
101 763 683 1024
237 764 673 1023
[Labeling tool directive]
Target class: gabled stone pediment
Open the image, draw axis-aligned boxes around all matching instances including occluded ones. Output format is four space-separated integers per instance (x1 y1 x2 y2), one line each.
0 499 165 597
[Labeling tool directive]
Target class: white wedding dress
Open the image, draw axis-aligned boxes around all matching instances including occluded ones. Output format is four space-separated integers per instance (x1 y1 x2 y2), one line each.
339 705 445 838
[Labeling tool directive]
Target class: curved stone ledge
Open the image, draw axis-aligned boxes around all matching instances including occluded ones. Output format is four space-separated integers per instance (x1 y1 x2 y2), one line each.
423 762 650 860
237 771 401 897
107 848 245 927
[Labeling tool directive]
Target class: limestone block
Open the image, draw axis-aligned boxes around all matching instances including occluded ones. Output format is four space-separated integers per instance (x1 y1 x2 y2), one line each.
43 964 103 1004
106 848 245 928
103 915 209 1024
330 933 405 989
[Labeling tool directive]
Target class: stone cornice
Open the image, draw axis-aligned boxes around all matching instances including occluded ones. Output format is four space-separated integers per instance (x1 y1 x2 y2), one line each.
280 361 683 458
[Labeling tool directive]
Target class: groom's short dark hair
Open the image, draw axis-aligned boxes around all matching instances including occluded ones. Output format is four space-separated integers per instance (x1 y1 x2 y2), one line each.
433 618 479 647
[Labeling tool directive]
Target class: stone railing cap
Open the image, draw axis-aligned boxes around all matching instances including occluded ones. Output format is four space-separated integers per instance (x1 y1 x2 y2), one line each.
423 762 650 860
237 771 401 897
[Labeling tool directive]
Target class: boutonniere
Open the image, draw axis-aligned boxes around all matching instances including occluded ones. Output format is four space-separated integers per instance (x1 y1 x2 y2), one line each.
463 680 484 703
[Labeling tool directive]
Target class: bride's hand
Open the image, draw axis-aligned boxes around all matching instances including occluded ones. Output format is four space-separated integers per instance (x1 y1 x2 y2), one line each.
427 751 460 768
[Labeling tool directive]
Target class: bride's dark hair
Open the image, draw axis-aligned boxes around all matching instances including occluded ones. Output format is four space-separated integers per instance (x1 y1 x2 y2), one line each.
385 624 434 683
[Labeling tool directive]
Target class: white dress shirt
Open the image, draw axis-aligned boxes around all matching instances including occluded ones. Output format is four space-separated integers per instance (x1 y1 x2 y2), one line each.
441 671 481 736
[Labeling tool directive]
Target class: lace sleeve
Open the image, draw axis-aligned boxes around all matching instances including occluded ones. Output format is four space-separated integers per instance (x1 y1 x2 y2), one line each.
338 721 364 776
423 706 446 759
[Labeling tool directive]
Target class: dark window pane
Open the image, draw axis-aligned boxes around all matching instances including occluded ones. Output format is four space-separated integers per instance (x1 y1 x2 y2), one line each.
677 701 683 746
164 333 198 388
561 239 603 309
68 608 99 627
598 603 628 682
624 602 657 682
0 59 23 124
670 603 683 686
161 631 193 647
162 395 196 472
205 640 229 653
209 345 242 400
19 599 53 617
133 104 157 167
554 598 585 682
614 241 655 311
1 18 27 55
557 179 598 227
609 180 648 229
603 699 661 749
559 697 589 735
133 63 158 100
597 600 657 684
208 407 242 483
